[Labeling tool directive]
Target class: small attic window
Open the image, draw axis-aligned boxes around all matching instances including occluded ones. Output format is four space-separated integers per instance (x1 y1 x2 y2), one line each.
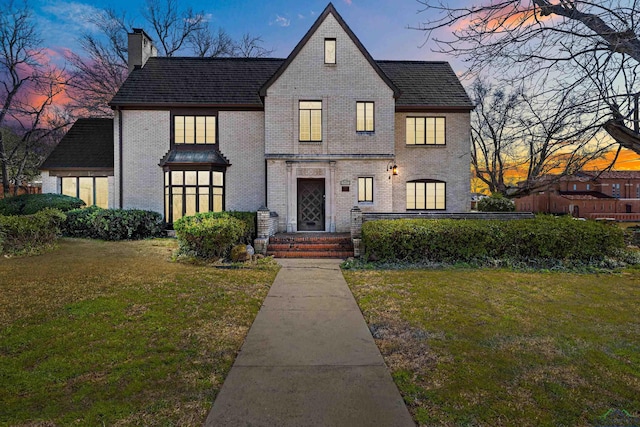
324 38 336 64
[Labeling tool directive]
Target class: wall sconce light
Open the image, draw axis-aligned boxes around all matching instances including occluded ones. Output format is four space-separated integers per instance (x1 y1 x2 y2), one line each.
387 161 398 178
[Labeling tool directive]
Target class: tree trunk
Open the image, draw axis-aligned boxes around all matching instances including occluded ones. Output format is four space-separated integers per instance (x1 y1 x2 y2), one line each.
0 133 9 197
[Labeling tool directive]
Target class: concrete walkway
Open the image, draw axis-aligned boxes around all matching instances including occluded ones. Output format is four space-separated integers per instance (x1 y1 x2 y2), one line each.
204 258 414 427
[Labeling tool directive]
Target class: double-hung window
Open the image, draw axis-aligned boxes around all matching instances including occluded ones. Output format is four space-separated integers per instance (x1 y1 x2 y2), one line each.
299 101 322 142
358 177 373 203
406 117 445 145
324 38 336 64
174 115 216 144
406 180 446 210
356 102 374 132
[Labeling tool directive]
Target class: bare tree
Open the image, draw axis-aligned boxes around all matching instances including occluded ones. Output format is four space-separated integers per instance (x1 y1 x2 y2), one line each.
66 9 130 117
233 33 275 58
471 79 613 196
414 0 640 154
188 27 235 58
141 0 205 57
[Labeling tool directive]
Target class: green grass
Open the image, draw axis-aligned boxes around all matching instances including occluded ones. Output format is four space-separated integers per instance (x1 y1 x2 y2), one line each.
343 268 640 426
0 238 279 425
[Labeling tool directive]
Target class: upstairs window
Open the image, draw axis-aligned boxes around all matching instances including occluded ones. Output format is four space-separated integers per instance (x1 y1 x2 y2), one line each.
612 183 620 198
299 101 322 142
174 115 216 144
356 102 374 132
406 117 445 145
324 38 336 64
406 180 446 210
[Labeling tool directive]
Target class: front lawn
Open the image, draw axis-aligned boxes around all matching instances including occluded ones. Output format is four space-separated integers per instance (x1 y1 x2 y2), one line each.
0 238 278 425
344 268 640 426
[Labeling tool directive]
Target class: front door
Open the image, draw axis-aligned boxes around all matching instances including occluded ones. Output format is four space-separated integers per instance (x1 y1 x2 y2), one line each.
297 179 325 231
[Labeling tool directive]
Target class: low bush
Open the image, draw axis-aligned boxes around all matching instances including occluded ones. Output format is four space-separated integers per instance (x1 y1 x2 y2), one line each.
0 208 67 255
61 207 164 240
477 193 515 212
0 193 85 215
363 215 625 264
174 213 248 260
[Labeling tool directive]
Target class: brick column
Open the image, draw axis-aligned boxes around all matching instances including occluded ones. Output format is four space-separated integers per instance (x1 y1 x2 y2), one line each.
350 206 363 258
257 206 271 238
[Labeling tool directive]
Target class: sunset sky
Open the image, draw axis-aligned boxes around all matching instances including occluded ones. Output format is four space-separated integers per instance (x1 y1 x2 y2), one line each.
23 0 640 172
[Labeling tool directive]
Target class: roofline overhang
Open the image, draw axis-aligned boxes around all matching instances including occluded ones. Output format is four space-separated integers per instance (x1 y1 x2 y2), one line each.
395 105 475 112
40 167 114 174
109 103 265 111
259 3 400 98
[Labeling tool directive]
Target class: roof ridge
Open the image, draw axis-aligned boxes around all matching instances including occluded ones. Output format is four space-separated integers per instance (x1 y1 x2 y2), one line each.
148 56 286 61
376 60 449 64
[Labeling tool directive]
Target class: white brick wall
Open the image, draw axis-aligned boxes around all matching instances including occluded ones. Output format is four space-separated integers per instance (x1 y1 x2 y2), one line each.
393 112 471 212
220 111 265 211
40 171 58 194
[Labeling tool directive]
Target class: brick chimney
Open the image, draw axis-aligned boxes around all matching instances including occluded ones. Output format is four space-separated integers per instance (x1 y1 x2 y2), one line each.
127 28 157 72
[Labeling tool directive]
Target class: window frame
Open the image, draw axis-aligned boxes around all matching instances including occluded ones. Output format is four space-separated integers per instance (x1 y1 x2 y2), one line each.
357 176 374 203
405 116 446 146
356 101 375 133
406 179 446 210
299 100 323 142
163 168 225 224
171 110 218 147
324 38 336 64
61 176 109 208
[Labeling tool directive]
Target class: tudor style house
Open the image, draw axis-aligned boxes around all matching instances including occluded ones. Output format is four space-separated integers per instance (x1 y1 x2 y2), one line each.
40 3 473 233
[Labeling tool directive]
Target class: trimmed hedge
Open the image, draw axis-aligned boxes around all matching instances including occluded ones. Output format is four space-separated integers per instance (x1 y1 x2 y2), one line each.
0 193 85 215
363 215 625 263
174 213 248 259
0 208 67 255
477 193 515 212
62 207 164 240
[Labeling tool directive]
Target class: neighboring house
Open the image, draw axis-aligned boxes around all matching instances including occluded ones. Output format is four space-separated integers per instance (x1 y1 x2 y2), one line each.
40 3 473 232
515 171 640 220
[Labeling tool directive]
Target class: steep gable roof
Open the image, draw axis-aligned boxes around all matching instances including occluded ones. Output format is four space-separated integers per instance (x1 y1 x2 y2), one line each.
110 57 283 108
40 118 114 170
258 2 400 98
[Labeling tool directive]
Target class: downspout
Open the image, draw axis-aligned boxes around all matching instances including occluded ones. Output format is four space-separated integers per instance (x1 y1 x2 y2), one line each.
118 108 124 208
264 159 268 207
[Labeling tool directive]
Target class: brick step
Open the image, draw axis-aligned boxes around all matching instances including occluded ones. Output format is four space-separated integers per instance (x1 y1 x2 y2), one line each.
269 235 352 244
268 243 353 251
267 250 354 258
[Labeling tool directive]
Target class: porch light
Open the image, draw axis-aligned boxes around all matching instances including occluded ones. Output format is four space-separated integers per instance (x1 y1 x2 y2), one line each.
387 161 398 176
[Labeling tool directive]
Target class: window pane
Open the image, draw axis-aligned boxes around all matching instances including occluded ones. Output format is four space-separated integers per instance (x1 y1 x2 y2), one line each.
185 187 196 217
165 171 169 187
426 118 435 145
416 118 425 144
79 177 94 206
426 182 436 209
61 177 77 198
171 171 183 185
185 171 197 186
406 118 415 145
300 110 310 141
213 187 223 212
172 187 183 222
365 103 374 131
198 171 210 186
416 182 426 209
195 116 206 144
358 178 366 202
206 117 216 144
165 190 169 221
311 110 322 141
406 183 415 209
213 171 223 187
436 118 446 144
436 182 446 209
365 178 373 201
175 116 184 144
325 39 336 64
199 187 210 213
356 102 365 131
185 116 195 143
95 178 108 208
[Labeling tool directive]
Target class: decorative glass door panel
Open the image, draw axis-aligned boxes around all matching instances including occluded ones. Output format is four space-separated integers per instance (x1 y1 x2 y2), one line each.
297 179 325 231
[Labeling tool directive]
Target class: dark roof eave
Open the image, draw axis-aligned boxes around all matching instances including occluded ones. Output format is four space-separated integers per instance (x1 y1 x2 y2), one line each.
109 102 265 111
259 3 400 98
40 167 114 172
158 161 232 168
396 105 475 112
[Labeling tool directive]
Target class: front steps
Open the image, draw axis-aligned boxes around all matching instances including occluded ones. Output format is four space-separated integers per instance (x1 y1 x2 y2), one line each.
266 233 354 258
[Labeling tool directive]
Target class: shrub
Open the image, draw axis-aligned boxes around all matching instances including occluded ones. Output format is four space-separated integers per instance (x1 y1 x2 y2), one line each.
61 207 164 240
0 193 85 215
0 208 67 255
477 193 515 212
179 211 256 243
174 213 248 260
363 215 625 264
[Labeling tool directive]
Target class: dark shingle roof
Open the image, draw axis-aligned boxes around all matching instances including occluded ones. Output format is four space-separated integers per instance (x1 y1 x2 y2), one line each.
110 58 473 110
159 149 230 167
377 61 473 109
40 118 113 170
110 57 284 107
